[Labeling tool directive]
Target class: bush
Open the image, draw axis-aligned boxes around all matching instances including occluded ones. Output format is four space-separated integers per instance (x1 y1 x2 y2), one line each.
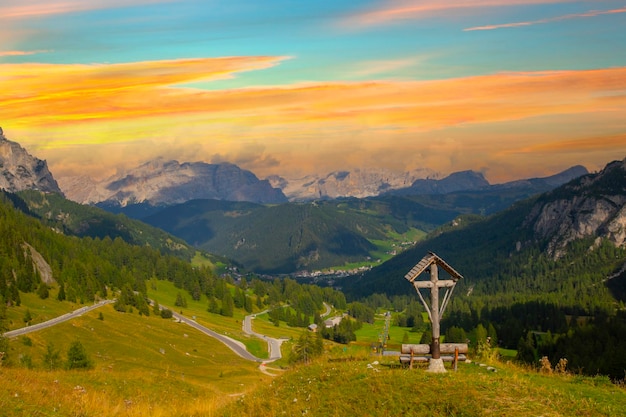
43 342 62 370
160 308 173 319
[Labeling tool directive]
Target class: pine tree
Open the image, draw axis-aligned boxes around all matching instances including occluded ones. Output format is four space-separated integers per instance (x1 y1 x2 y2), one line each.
66 341 91 369
23 308 32 325
221 291 234 317
57 284 66 301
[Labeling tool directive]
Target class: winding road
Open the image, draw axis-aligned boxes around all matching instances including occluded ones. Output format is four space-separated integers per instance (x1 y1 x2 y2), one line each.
242 312 286 362
2 300 272 364
171 310 262 362
3 300 334 370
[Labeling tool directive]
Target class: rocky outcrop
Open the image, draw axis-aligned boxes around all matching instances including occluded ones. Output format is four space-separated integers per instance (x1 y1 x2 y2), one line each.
267 167 440 201
0 128 63 195
60 159 287 206
403 170 490 194
524 158 626 258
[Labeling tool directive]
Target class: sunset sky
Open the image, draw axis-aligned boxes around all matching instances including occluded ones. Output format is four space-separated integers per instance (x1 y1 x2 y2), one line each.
1 0 625 183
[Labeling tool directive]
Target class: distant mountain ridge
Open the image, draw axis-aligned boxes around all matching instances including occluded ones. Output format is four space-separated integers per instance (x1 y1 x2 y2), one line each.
59 159 287 206
267 167 441 201
388 166 589 196
0 127 62 195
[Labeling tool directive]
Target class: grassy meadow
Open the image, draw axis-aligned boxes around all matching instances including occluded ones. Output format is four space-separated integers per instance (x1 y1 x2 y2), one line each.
2 301 269 416
222 356 626 417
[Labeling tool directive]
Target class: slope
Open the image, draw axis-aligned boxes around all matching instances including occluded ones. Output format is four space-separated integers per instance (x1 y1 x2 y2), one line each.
142 197 462 273
12 190 200 261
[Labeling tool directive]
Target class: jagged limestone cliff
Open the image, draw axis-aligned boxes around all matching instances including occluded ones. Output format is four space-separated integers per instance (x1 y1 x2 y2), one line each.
524 158 626 258
0 128 63 195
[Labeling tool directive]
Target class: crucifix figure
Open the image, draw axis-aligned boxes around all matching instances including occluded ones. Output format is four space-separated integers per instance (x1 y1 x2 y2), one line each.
404 252 463 373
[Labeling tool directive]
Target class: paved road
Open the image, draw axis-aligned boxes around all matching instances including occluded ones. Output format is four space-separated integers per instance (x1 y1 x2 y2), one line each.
321 302 332 318
170 310 262 362
242 312 285 362
3 300 115 338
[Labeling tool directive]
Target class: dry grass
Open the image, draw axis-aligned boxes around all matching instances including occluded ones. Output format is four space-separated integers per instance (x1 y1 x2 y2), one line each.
2 302 270 416
221 357 626 417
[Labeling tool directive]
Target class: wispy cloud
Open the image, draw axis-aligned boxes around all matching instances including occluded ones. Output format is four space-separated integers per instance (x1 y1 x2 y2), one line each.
341 0 575 28
465 6 626 31
0 0 172 19
0 50 49 57
351 56 427 78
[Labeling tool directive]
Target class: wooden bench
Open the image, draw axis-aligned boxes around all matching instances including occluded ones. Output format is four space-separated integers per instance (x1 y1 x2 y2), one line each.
399 343 468 369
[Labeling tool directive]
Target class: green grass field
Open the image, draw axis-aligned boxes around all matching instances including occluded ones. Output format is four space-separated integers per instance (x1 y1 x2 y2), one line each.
354 313 424 349
222 355 626 417
2 301 270 416
4 287 625 417
4 288 80 331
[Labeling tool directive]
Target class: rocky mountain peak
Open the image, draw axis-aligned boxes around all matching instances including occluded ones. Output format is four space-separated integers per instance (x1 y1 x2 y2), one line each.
60 158 287 206
268 167 440 200
0 128 63 195
524 157 626 258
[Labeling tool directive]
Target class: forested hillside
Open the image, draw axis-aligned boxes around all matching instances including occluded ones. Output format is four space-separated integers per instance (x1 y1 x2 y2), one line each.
141 196 462 273
0 191 218 311
14 190 197 260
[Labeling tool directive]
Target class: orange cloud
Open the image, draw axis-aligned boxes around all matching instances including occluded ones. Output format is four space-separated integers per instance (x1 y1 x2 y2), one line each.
503 133 626 154
0 50 49 57
0 0 172 19
3 58 625 180
341 0 575 28
465 7 626 31
6 64 625 130
1 56 288 126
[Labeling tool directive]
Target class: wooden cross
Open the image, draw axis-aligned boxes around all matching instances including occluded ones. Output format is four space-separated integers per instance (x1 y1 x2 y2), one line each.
405 252 463 365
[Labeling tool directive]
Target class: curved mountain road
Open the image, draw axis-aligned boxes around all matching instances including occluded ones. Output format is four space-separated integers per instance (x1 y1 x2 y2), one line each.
170 310 262 362
3 298 301 373
242 313 286 362
2 300 267 364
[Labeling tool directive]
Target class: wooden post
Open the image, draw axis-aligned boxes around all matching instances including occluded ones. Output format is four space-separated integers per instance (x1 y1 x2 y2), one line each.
430 262 441 360
454 347 459 372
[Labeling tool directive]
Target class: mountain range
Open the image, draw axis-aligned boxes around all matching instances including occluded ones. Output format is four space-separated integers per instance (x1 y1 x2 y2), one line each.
266 167 440 200
59 158 588 207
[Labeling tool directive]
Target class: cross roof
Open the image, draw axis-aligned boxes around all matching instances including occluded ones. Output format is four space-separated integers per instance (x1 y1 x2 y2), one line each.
404 251 464 283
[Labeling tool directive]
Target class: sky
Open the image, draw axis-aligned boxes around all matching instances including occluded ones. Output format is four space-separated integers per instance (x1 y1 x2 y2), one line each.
1 0 626 183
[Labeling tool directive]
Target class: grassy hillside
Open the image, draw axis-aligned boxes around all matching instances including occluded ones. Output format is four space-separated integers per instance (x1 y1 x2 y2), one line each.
222 355 626 417
2 302 267 416
4 301 625 416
